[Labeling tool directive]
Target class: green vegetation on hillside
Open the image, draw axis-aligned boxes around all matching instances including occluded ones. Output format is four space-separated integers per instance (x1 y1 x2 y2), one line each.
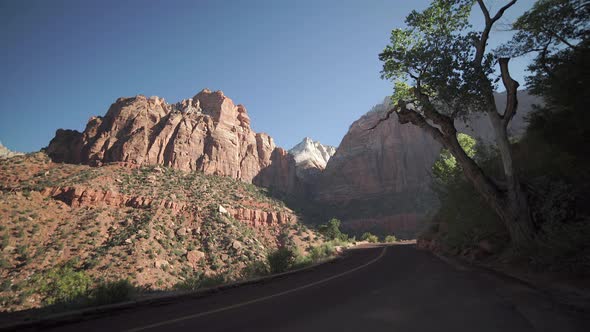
0 155 324 312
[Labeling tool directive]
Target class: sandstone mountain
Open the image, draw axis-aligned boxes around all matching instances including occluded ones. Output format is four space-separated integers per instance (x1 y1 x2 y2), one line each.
0 152 321 312
288 137 336 179
0 142 22 159
312 92 538 237
46 89 299 194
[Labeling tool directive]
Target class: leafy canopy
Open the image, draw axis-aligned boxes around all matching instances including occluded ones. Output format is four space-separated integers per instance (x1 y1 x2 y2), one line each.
432 133 477 186
380 0 497 118
317 218 348 241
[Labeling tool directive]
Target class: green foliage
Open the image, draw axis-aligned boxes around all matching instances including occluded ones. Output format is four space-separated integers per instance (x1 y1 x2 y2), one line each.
33 265 92 305
174 272 226 291
267 247 296 274
380 0 495 117
384 235 397 243
88 279 136 306
309 243 335 262
0 233 9 250
498 0 588 61
361 232 379 243
432 133 477 186
242 260 270 278
430 137 507 251
317 218 348 241
527 220 590 275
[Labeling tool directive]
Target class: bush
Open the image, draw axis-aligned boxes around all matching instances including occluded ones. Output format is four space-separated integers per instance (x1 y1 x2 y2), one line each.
267 247 296 274
384 235 397 243
361 232 379 243
88 279 136 306
309 243 335 262
242 260 269 278
317 218 349 242
174 273 226 291
34 266 92 305
527 220 590 275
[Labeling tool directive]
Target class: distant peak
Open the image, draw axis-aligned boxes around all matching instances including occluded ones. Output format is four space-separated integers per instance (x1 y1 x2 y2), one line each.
289 137 336 171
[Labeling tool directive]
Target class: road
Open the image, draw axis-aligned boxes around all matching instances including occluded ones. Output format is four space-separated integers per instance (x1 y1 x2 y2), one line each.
25 244 590 332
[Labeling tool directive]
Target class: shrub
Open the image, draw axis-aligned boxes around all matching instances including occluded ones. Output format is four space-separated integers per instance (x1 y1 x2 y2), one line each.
267 247 296 274
527 220 590 275
242 260 269 278
384 235 397 243
174 273 226 291
317 218 349 242
88 279 136 306
309 243 335 262
34 266 92 305
361 232 379 243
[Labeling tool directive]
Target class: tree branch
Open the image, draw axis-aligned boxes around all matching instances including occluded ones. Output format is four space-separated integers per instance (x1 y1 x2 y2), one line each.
491 0 518 23
368 107 397 130
498 57 520 127
475 0 518 65
396 102 445 141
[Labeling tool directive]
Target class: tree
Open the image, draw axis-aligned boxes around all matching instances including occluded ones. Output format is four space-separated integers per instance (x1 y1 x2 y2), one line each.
500 0 589 165
497 0 589 93
377 0 535 248
361 232 379 243
317 218 348 241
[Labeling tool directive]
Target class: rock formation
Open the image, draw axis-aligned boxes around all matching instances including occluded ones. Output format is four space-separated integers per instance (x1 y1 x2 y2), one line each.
46 89 298 193
0 142 23 159
313 92 538 237
288 137 336 179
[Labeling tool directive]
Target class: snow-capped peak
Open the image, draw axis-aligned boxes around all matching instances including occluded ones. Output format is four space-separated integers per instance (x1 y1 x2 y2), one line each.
289 137 336 170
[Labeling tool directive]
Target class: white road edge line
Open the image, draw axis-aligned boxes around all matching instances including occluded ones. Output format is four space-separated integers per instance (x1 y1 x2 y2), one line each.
125 246 387 332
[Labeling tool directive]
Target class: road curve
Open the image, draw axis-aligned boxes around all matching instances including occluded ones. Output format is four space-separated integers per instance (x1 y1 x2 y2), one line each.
30 245 589 332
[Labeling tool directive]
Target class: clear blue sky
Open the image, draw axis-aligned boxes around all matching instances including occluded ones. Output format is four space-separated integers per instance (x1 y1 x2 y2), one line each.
0 0 535 153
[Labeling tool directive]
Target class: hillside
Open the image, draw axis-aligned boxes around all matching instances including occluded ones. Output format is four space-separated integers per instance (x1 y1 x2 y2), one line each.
0 152 321 312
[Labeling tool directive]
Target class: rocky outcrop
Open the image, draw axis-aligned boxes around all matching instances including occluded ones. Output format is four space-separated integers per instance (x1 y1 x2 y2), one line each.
46 89 297 193
312 98 439 236
0 142 23 159
289 137 336 180
313 92 538 236
316 98 440 202
226 206 296 228
41 186 185 212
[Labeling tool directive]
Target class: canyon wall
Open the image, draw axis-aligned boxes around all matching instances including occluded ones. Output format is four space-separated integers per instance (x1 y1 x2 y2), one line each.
312 92 537 237
46 89 299 193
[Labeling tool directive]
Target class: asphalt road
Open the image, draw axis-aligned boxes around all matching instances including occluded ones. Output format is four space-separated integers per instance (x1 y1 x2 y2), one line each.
24 244 590 332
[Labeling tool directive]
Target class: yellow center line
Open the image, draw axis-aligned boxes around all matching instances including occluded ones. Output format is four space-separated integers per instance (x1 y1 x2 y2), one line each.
125 246 387 332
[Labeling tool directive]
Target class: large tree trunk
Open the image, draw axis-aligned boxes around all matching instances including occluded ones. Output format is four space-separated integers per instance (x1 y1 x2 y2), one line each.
487 106 535 248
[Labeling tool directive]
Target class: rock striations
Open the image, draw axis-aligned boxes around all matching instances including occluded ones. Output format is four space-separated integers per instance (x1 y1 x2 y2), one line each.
46 89 298 193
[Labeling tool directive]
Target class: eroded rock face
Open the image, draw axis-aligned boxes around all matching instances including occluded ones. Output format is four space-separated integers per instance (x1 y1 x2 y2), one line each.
313 92 537 236
313 98 440 236
46 89 296 192
317 102 440 202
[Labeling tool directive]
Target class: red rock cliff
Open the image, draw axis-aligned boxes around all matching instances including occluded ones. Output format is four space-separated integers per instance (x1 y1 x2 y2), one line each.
46 89 298 192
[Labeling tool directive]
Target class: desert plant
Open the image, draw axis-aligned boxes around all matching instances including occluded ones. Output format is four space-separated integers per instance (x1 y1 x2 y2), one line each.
384 235 397 243
267 247 296 274
33 265 92 305
242 260 269 278
87 279 136 306
361 232 379 243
